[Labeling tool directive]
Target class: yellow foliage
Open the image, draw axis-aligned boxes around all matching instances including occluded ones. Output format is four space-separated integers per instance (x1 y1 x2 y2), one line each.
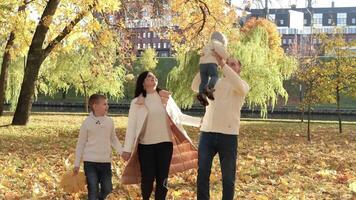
241 17 282 55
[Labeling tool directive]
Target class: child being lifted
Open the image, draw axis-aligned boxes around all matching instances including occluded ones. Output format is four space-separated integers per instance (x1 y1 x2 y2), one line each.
197 31 233 106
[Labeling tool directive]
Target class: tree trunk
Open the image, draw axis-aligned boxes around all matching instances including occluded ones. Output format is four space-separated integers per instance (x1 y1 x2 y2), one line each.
0 32 15 116
0 2 28 116
62 89 66 100
336 86 342 133
299 84 304 122
12 0 60 125
12 0 90 125
307 104 311 142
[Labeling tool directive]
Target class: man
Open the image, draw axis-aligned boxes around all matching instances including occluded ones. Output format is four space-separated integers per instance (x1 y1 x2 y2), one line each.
191 54 249 200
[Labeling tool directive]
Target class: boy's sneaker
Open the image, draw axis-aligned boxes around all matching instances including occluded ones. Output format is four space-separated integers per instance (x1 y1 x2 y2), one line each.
204 87 215 100
197 93 209 107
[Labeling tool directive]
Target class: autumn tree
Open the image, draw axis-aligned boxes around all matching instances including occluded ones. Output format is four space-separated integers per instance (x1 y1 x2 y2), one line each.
295 56 333 141
139 48 158 72
5 0 123 125
320 32 356 133
168 17 297 117
231 18 297 117
0 0 32 116
166 0 238 108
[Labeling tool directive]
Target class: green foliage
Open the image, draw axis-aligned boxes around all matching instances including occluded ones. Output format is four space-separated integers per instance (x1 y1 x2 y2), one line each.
155 57 177 89
231 27 297 117
320 33 356 98
139 48 158 72
38 46 126 102
167 50 200 109
5 57 24 111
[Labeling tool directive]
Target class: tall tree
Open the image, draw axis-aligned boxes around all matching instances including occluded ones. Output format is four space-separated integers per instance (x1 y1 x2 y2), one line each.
11 0 122 125
0 0 30 116
168 17 297 117
320 32 356 133
295 56 332 141
139 48 158 72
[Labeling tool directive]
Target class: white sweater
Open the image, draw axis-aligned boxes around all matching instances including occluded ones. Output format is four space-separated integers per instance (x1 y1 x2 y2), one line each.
139 92 172 144
74 113 123 167
191 65 249 135
199 40 230 64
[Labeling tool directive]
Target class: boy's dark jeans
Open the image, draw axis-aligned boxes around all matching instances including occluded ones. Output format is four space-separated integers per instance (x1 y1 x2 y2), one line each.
197 132 238 200
199 63 219 94
138 142 173 200
84 161 112 200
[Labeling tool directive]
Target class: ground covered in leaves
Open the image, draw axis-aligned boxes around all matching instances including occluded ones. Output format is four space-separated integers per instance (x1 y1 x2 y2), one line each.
0 113 355 200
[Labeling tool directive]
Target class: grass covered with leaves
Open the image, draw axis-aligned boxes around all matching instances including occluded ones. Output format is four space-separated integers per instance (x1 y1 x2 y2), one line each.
0 113 355 199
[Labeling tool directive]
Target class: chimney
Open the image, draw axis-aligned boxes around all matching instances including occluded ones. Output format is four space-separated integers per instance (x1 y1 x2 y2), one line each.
291 4 297 9
332 1 335 7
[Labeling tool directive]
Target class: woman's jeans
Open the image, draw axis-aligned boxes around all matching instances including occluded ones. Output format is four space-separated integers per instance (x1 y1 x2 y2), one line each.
138 142 173 200
197 132 238 200
84 161 112 200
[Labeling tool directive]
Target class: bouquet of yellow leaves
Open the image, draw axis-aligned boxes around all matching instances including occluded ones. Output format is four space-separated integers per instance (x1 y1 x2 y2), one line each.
59 171 86 193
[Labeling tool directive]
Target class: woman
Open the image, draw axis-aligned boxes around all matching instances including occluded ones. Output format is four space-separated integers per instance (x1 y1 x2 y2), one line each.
121 71 201 200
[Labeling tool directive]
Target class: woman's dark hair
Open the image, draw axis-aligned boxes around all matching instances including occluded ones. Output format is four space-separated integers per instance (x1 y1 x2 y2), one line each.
134 71 161 98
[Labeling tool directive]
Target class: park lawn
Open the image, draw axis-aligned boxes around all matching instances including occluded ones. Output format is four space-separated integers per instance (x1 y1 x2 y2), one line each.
0 114 355 200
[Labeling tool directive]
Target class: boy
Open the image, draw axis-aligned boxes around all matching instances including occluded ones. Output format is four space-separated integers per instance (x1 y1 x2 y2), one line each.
73 94 123 200
197 31 232 106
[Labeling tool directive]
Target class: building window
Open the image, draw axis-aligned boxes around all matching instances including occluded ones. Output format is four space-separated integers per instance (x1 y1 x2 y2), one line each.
161 52 168 57
313 13 322 26
328 18 333 25
143 43 146 49
158 43 161 48
268 14 275 22
148 43 151 48
352 18 356 24
148 32 151 38
137 43 141 49
153 32 156 38
288 39 292 44
337 13 347 26
137 33 141 38
304 19 308 25
282 39 287 44
143 32 146 38
280 20 284 25
163 42 167 48
153 43 156 48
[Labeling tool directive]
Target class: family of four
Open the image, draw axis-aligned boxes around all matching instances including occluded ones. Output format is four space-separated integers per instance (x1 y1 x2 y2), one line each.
73 31 250 200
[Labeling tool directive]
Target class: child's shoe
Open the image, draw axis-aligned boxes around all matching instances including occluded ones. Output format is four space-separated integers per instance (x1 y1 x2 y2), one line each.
204 87 215 100
197 93 209 106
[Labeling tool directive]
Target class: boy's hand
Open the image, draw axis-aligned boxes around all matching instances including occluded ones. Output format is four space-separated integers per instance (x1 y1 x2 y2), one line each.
122 152 131 161
73 167 79 176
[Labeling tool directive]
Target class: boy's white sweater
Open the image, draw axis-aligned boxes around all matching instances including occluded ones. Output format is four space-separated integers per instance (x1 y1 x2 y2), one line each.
199 40 230 64
74 113 123 167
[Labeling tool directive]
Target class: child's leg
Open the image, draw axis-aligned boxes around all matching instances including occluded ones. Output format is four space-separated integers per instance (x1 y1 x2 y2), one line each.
97 163 112 200
84 161 100 200
199 64 209 94
207 64 219 89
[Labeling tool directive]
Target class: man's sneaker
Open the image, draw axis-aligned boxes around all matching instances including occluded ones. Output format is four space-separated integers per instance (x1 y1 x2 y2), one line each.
204 87 215 100
197 93 209 107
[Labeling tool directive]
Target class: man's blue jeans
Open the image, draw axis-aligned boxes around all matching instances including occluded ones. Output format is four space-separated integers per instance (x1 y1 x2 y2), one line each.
197 132 238 200
84 161 112 200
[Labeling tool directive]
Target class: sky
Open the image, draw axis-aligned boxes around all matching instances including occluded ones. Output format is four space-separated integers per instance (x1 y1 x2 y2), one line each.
232 0 356 8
